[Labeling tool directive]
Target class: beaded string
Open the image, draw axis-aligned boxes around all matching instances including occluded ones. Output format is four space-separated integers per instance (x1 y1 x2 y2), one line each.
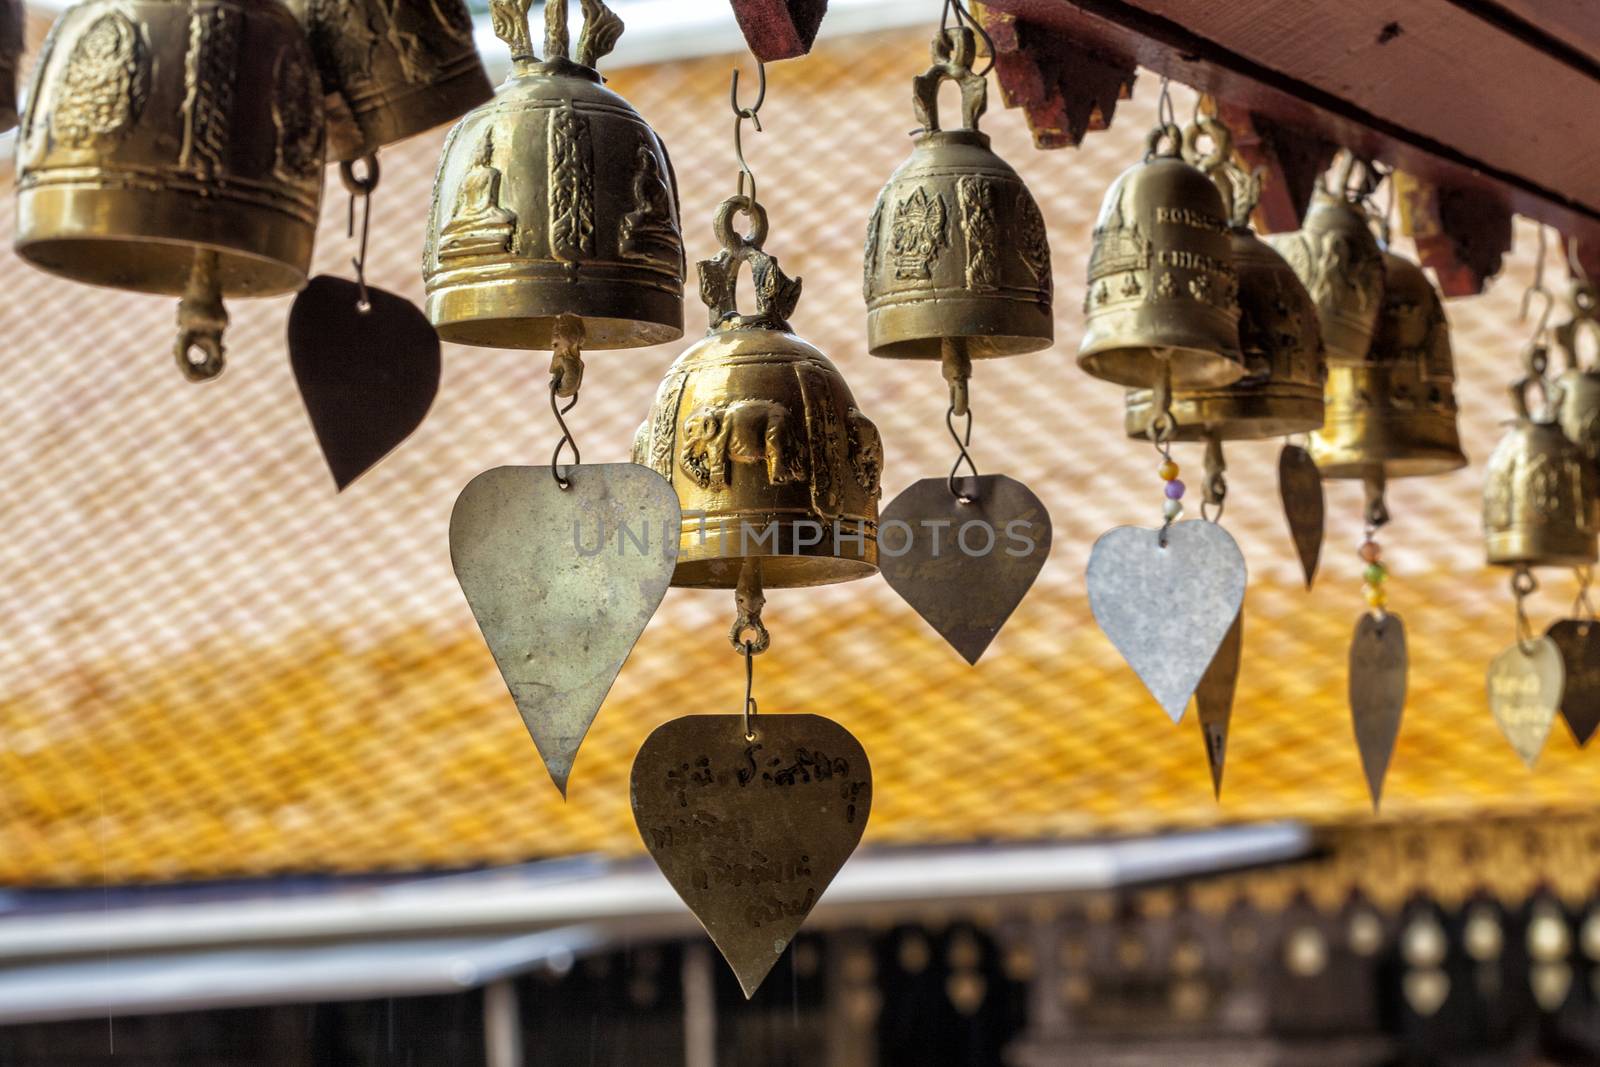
1359 530 1387 617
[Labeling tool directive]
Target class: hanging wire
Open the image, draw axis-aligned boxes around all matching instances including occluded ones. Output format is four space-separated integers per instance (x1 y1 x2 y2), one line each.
730 59 767 205
339 155 380 314
940 0 995 76
946 404 979 503
741 640 758 741
1521 225 1556 377
1570 236 1591 286
1156 74 1176 130
1575 565 1596 626
1513 566 1538 653
549 380 580 490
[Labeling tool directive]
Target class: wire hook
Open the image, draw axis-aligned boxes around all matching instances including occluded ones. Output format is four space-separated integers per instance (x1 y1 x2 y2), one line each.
340 154 379 314
946 403 979 503
731 60 766 204
549 380 580 490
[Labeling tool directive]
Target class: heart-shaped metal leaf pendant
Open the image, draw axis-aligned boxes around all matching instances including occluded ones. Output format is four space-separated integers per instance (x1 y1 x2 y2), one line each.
1349 612 1407 808
1086 520 1247 723
289 275 442 491
451 463 679 796
878 475 1052 665
1547 619 1600 746
1195 607 1243 798
1278 444 1324 590
632 713 872 997
1487 636 1565 769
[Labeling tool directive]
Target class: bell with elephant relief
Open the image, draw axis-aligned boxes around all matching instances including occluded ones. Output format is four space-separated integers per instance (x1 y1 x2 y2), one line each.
13 0 325 381
863 23 1052 415
1484 373 1598 569
289 0 491 163
424 0 685 395
1077 104 1244 390
634 195 883 593
1124 115 1325 442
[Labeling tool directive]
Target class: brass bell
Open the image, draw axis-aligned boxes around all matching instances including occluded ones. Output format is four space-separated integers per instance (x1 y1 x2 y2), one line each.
1483 375 1598 568
1311 251 1468 480
1125 117 1325 442
289 0 492 162
1077 122 1244 389
863 25 1052 411
634 197 881 589
14 0 325 381
424 0 685 360
0 0 21 131
1555 280 1600 465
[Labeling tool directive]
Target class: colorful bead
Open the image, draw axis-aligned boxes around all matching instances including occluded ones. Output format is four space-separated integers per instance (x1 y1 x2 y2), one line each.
1165 479 1186 500
1363 562 1387 584
1163 499 1184 521
1363 584 1388 609
1359 541 1382 564
1159 460 1179 482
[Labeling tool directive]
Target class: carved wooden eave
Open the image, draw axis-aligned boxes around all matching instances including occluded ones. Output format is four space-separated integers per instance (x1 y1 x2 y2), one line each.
727 0 828 62
975 0 1600 296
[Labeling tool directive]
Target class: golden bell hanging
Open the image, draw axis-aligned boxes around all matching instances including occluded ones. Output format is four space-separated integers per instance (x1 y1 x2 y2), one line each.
14 0 325 381
0 0 22 131
863 26 1052 364
1483 376 1598 568
634 197 882 589
423 0 684 352
1555 280 1600 465
1125 118 1324 441
1311 251 1468 479
289 0 492 162
1077 123 1244 389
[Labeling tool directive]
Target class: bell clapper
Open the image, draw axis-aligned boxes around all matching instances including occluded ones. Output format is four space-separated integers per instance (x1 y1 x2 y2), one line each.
175 248 228 383
340 154 381 314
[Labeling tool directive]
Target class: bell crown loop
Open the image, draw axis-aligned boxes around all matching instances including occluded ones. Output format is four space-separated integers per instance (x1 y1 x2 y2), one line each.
912 26 987 137
1555 281 1600 373
1510 372 1562 425
1144 122 1185 162
491 0 622 68
699 195 803 333
1183 115 1263 231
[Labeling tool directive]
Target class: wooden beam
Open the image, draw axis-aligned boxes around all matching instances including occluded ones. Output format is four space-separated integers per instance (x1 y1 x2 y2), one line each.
1394 173 1514 297
727 0 828 62
984 7 1137 150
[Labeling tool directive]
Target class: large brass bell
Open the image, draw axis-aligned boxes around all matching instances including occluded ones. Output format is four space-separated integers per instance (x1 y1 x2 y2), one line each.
1311 250 1468 481
14 0 325 381
1125 117 1325 441
424 0 685 366
289 0 491 162
863 25 1052 412
1555 280 1600 465
634 197 882 590
1484 375 1598 568
1078 121 1244 389
0 0 21 131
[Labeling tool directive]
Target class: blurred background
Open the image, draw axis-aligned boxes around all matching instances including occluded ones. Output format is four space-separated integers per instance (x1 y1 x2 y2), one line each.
1 1 1598 1064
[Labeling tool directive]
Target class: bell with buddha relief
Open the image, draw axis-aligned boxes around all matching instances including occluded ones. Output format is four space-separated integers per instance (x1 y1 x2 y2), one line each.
1484 374 1598 569
1077 117 1244 390
14 0 325 381
424 0 684 371
863 24 1052 412
634 196 882 592
288 0 491 162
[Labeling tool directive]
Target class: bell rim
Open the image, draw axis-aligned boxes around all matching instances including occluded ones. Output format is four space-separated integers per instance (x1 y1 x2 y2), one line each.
670 554 879 589
1076 346 1248 390
1485 542 1600 569
13 233 308 298
1312 451 1470 480
1122 388 1325 442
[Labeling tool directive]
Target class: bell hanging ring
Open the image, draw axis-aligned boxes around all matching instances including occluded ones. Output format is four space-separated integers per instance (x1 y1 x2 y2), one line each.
289 0 491 162
1555 280 1600 464
863 26 1053 372
1077 120 1244 390
633 195 883 589
1483 374 1598 568
1311 250 1468 479
424 0 685 354
1125 115 1325 441
14 0 325 381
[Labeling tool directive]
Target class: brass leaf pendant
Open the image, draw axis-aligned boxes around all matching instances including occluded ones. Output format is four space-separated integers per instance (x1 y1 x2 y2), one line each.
1487 636 1565 769
631 713 872 997
1547 620 1600 746
1278 443 1324 590
877 475 1052 665
1349 612 1407 808
1195 607 1243 798
451 463 679 796
1086 520 1248 723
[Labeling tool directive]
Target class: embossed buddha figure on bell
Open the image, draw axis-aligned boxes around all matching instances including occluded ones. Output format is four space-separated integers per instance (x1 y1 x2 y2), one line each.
1077 121 1244 390
635 197 882 589
289 0 491 162
14 0 326 380
1484 375 1598 569
1125 117 1325 442
423 0 685 354
863 24 1052 410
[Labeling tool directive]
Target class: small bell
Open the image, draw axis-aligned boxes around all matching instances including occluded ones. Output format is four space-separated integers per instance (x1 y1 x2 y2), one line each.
424 0 685 357
290 0 491 163
14 0 326 380
1077 120 1244 389
0 0 22 131
635 196 882 590
1484 375 1598 569
1265 158 1386 366
1125 117 1325 441
1555 280 1600 465
863 24 1052 411
1312 251 1468 480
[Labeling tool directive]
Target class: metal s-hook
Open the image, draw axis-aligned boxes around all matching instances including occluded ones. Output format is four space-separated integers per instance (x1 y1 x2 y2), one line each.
1156 74 1176 130
549 380 581 490
340 154 380 314
731 59 766 205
